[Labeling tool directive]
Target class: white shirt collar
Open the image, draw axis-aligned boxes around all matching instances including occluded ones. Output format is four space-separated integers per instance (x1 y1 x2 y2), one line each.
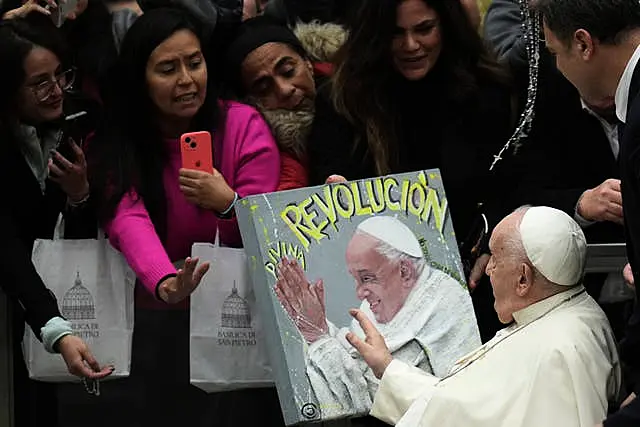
580 98 590 111
580 99 609 121
512 285 586 326
616 44 640 123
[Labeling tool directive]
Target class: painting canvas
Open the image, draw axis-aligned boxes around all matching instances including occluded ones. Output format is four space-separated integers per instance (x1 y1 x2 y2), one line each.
237 170 481 425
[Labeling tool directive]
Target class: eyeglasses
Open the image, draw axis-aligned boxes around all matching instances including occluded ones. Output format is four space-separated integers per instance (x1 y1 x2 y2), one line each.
28 68 76 102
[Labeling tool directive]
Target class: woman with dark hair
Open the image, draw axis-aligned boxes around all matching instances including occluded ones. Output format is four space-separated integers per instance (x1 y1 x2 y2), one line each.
308 0 520 343
0 16 112 427
89 7 282 426
62 0 142 102
1 0 138 104
65 0 245 104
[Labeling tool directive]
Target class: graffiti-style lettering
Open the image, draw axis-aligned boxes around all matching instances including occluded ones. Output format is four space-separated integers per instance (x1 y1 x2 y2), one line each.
280 172 448 251
265 241 307 278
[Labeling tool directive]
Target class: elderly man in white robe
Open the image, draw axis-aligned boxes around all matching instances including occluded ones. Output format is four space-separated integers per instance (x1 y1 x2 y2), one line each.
275 216 480 418
347 206 621 427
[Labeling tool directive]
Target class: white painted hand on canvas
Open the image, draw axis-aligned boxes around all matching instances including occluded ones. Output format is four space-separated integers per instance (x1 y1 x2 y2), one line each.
274 258 329 343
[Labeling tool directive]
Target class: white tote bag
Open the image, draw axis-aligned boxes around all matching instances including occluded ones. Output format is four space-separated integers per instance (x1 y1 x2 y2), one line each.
23 216 135 382
190 233 273 392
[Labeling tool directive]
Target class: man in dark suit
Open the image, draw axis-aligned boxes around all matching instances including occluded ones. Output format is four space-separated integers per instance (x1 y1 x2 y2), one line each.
532 0 640 424
482 0 630 342
485 0 623 240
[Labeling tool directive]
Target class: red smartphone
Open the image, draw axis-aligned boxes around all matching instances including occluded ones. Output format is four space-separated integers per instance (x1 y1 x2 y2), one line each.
180 131 213 173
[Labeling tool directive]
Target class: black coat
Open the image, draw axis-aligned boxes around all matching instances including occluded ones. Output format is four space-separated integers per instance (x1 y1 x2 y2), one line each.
0 94 100 343
485 0 625 245
513 53 625 246
606 57 640 427
307 68 520 254
263 0 345 25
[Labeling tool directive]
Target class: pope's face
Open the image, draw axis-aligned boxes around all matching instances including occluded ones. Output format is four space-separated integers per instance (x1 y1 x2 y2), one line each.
345 233 412 324
485 217 522 324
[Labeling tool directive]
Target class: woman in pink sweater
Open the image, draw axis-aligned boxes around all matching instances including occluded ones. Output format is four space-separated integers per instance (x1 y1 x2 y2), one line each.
88 7 282 427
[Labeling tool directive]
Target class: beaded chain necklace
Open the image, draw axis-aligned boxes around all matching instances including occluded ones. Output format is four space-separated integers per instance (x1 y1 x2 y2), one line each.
490 1 542 171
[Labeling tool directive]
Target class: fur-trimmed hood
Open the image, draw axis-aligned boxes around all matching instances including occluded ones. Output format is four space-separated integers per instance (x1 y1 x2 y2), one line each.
258 107 316 160
293 21 347 63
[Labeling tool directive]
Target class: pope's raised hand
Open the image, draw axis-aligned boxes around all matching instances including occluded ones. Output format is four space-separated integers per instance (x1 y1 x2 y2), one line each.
346 309 393 379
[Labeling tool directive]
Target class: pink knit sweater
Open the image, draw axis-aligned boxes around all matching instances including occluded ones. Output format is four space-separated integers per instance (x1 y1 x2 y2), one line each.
105 102 280 310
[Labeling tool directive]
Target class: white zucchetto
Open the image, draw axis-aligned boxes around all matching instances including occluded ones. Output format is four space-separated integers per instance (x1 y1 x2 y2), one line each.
357 216 423 258
519 206 587 286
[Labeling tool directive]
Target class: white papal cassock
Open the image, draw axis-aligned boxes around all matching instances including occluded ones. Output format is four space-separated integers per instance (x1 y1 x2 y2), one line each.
371 285 621 427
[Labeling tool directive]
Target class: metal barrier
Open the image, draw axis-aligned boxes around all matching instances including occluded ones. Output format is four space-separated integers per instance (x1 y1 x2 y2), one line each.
0 290 14 427
585 243 627 274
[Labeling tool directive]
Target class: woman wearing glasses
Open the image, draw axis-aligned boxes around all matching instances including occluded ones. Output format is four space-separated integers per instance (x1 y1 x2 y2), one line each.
0 16 112 427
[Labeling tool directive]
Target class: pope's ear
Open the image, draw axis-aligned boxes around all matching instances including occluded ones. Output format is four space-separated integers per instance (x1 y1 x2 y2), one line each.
516 263 535 296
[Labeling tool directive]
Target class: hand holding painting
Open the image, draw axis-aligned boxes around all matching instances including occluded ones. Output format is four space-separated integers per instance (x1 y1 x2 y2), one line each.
274 258 329 343
325 174 347 184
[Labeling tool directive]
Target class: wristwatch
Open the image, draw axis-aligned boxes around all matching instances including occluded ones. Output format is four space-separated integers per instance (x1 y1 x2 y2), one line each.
216 192 239 219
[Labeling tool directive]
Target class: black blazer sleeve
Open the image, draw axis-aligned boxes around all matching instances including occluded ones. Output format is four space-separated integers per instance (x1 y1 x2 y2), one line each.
514 139 586 216
483 0 528 69
604 399 640 427
512 56 619 218
0 208 61 340
263 0 335 24
283 0 334 23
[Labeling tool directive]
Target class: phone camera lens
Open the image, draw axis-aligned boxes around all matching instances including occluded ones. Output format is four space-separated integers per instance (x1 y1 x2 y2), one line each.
190 142 197 149
185 137 191 143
